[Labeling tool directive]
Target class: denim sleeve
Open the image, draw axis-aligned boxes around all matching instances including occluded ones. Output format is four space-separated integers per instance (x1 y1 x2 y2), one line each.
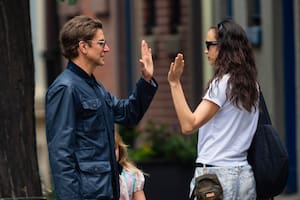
112 77 158 127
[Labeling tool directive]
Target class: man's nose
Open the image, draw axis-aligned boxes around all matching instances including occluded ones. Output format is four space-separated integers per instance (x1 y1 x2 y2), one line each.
104 44 110 52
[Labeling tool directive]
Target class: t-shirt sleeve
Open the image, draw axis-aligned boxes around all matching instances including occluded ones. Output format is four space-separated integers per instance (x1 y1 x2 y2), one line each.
203 75 229 107
133 170 145 192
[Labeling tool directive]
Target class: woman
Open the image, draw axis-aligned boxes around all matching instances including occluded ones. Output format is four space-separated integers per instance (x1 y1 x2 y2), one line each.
168 19 259 199
115 132 147 200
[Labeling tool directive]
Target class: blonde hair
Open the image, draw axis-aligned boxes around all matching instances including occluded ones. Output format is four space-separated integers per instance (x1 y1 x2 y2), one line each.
115 132 142 174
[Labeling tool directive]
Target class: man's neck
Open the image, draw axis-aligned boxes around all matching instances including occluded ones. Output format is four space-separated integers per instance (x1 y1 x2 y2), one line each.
72 58 94 76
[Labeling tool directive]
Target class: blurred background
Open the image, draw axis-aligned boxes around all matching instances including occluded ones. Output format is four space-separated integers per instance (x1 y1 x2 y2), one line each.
30 0 300 199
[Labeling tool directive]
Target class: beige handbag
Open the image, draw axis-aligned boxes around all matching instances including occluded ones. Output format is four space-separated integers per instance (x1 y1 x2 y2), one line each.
191 165 223 200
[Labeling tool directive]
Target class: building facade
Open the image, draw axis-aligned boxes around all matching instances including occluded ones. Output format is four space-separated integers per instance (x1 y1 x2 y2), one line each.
31 0 300 196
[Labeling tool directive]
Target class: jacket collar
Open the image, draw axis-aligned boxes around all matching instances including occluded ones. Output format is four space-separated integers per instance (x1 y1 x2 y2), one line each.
67 60 97 86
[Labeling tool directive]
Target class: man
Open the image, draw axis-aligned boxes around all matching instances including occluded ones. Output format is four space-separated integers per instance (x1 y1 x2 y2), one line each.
46 15 157 200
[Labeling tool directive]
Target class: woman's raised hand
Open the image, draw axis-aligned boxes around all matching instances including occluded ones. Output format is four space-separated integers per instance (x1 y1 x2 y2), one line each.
168 53 184 86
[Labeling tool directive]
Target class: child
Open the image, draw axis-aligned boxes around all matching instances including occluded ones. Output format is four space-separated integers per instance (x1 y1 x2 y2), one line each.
115 132 146 200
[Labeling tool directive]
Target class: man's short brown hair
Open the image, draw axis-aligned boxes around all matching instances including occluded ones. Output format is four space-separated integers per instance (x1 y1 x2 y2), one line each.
59 15 103 59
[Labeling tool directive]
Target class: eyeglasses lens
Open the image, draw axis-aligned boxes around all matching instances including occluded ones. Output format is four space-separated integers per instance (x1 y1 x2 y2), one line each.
205 41 218 50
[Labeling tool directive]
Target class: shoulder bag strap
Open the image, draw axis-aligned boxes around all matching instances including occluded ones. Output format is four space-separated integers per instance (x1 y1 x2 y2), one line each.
258 89 272 125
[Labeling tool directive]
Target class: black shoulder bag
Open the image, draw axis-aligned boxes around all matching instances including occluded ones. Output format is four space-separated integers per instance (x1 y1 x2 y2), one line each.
247 90 289 198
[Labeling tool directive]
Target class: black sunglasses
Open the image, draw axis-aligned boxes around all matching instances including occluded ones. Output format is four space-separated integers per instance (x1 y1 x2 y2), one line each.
205 41 219 50
217 22 224 30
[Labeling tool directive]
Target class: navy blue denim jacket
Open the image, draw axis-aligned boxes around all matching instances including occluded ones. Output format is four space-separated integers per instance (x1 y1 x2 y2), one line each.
46 61 157 200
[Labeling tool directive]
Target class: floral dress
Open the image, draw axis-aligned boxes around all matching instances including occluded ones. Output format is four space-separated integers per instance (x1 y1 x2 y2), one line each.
119 168 145 200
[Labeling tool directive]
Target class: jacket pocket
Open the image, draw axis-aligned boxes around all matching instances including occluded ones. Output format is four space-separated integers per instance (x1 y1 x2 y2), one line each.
78 161 113 199
82 98 101 110
79 98 104 132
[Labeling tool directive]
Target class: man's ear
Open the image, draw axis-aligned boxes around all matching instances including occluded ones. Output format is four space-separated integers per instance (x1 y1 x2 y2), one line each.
78 40 88 54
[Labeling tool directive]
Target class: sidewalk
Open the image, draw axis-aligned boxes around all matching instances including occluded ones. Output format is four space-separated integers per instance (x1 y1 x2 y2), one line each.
275 193 300 200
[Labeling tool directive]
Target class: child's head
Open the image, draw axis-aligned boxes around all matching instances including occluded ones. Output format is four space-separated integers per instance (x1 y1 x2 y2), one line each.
115 131 143 173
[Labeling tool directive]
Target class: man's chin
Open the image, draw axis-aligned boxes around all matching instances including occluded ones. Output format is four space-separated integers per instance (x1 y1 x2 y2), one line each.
96 64 104 67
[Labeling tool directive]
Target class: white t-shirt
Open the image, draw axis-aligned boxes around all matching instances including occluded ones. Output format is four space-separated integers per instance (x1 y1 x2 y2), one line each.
196 74 259 166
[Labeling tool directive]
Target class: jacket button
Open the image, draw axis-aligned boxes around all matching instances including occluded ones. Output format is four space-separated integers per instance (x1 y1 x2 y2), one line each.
94 167 99 172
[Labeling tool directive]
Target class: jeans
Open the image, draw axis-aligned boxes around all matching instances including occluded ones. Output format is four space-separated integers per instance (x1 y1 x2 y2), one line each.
190 164 256 200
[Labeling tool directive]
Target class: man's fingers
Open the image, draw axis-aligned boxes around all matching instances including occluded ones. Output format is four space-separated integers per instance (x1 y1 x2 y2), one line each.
141 40 149 55
169 62 174 71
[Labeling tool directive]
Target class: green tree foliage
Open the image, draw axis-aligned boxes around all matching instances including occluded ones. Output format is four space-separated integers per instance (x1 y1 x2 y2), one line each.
56 0 77 5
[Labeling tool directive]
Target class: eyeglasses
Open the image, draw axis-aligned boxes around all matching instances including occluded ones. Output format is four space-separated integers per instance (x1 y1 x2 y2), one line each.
217 22 223 31
205 41 218 50
96 39 106 47
86 39 107 47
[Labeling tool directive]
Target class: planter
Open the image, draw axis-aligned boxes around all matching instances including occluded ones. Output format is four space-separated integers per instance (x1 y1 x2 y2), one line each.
137 161 194 200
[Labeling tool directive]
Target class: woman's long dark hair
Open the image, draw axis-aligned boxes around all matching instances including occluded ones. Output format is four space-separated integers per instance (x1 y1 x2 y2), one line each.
210 19 258 112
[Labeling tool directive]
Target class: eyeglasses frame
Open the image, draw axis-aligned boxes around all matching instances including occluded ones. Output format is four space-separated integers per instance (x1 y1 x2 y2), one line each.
205 41 219 50
85 39 107 48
